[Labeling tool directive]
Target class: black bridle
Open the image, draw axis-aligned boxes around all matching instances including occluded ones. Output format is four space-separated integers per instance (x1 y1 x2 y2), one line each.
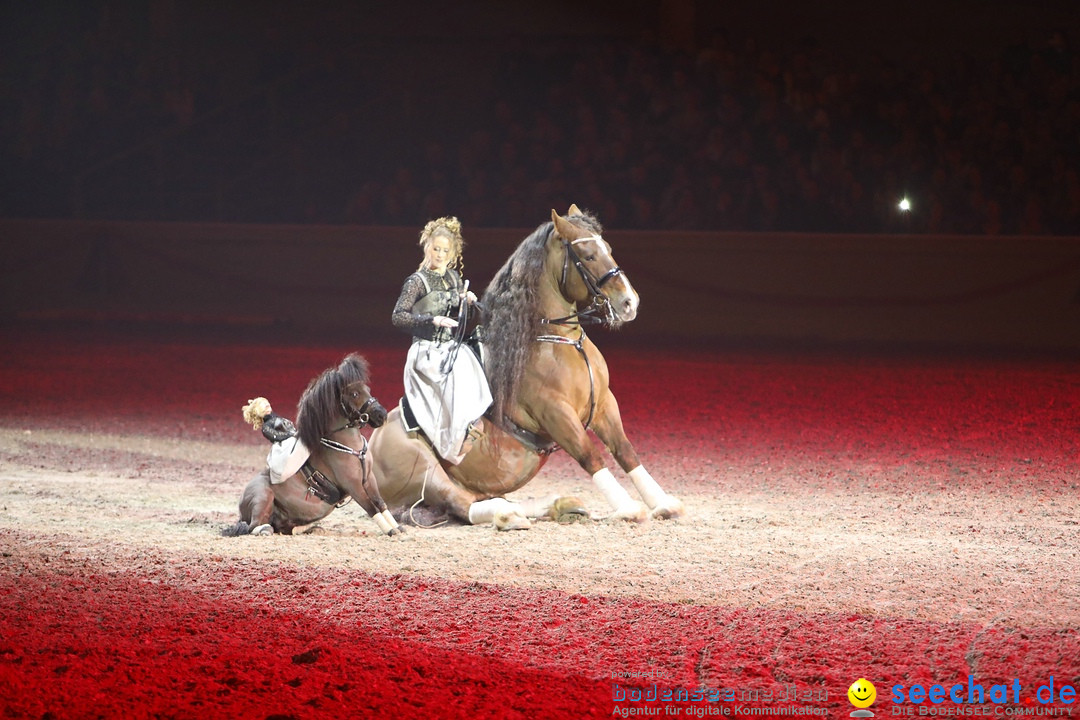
338 395 380 429
534 233 625 431
545 235 625 327
317 392 382 508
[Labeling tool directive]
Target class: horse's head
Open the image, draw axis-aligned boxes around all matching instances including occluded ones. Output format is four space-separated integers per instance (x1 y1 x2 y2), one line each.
298 353 386 450
550 205 639 326
342 378 387 428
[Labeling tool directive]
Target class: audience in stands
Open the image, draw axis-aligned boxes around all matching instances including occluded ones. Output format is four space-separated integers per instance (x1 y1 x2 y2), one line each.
2 10 1076 235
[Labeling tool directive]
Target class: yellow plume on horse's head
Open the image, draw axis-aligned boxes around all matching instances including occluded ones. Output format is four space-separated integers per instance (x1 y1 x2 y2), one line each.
242 397 273 429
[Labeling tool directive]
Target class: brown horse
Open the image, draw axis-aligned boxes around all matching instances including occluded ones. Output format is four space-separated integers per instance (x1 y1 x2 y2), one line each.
222 353 402 536
369 206 684 530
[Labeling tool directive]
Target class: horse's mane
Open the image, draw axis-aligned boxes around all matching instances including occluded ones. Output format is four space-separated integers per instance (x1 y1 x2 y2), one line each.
481 211 603 424
296 353 370 450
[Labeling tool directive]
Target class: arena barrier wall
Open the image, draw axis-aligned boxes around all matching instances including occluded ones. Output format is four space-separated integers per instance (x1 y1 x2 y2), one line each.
3 219 1079 353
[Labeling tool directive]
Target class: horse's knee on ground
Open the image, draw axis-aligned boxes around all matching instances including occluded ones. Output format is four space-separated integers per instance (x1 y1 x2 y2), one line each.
468 497 531 530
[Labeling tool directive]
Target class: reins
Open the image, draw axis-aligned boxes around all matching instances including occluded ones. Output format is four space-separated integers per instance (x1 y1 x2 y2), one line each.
440 279 471 375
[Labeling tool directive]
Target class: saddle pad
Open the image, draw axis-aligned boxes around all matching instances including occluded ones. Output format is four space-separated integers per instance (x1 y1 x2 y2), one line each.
398 395 422 434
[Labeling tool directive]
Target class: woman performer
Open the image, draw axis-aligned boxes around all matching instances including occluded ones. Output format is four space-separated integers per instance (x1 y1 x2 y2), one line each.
391 216 492 464
241 396 306 484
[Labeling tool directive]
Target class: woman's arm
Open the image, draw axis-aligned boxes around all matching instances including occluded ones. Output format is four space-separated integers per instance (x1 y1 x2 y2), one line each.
391 274 433 335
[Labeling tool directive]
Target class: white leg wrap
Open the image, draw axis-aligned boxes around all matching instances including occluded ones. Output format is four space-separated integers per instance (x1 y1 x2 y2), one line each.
468 497 515 525
629 465 684 519
593 468 647 522
593 468 634 510
629 466 668 508
378 509 400 530
372 512 393 535
515 494 559 518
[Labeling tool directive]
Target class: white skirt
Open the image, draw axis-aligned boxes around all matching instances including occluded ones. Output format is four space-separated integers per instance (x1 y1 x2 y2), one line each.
403 339 492 464
266 435 309 484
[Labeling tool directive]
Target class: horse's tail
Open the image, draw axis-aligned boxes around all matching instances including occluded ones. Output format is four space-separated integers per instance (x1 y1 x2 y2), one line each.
220 520 252 537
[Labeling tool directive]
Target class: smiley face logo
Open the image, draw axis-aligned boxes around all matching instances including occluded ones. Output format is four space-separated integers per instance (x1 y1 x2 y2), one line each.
848 678 877 708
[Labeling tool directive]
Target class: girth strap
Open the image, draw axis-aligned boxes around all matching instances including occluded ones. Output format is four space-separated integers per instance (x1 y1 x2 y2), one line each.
535 329 597 431
497 414 558 456
300 434 369 508
299 463 344 505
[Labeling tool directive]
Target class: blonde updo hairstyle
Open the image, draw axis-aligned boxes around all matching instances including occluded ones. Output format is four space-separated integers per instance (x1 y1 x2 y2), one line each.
417 216 465 273
242 397 273 430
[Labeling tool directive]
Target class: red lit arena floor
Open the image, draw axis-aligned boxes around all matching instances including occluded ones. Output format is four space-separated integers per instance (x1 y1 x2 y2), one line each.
0 329 1077 719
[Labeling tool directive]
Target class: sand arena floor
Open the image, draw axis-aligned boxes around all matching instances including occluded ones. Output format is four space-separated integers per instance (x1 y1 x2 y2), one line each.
0 329 1077 718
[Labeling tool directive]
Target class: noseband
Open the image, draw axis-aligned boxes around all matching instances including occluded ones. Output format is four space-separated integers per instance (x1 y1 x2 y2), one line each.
338 394 379 430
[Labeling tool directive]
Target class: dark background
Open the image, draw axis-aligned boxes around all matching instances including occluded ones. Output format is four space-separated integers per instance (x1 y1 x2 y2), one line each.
3 0 1078 233
3 1 1080 353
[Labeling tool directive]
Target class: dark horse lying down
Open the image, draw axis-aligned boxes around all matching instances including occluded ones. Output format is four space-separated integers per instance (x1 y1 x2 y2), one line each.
221 353 401 536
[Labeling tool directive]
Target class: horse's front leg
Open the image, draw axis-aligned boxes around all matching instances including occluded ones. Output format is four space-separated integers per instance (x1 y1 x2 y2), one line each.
328 452 401 537
591 391 684 520
361 464 403 536
534 400 647 522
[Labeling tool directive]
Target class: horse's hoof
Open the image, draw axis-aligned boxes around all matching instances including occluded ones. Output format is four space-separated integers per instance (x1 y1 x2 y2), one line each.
251 523 273 535
494 511 532 531
606 502 648 523
387 526 407 536
549 496 590 523
650 496 685 520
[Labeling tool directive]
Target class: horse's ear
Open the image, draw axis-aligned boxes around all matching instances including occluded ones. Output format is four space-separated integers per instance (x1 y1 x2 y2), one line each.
568 203 582 216
551 209 578 240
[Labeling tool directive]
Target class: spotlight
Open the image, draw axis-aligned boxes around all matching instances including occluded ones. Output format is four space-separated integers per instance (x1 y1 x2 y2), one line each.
898 197 911 212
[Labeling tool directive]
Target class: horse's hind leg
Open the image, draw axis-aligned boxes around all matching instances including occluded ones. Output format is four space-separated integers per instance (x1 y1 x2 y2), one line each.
409 458 530 531
239 468 276 535
512 494 589 523
591 392 684 520
467 496 531 530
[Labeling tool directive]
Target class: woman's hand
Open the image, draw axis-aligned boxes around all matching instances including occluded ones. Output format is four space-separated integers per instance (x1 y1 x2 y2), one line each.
433 315 459 329
462 290 478 304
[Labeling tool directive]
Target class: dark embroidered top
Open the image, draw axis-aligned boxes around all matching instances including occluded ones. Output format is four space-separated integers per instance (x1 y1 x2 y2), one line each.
392 267 464 342
260 413 297 443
